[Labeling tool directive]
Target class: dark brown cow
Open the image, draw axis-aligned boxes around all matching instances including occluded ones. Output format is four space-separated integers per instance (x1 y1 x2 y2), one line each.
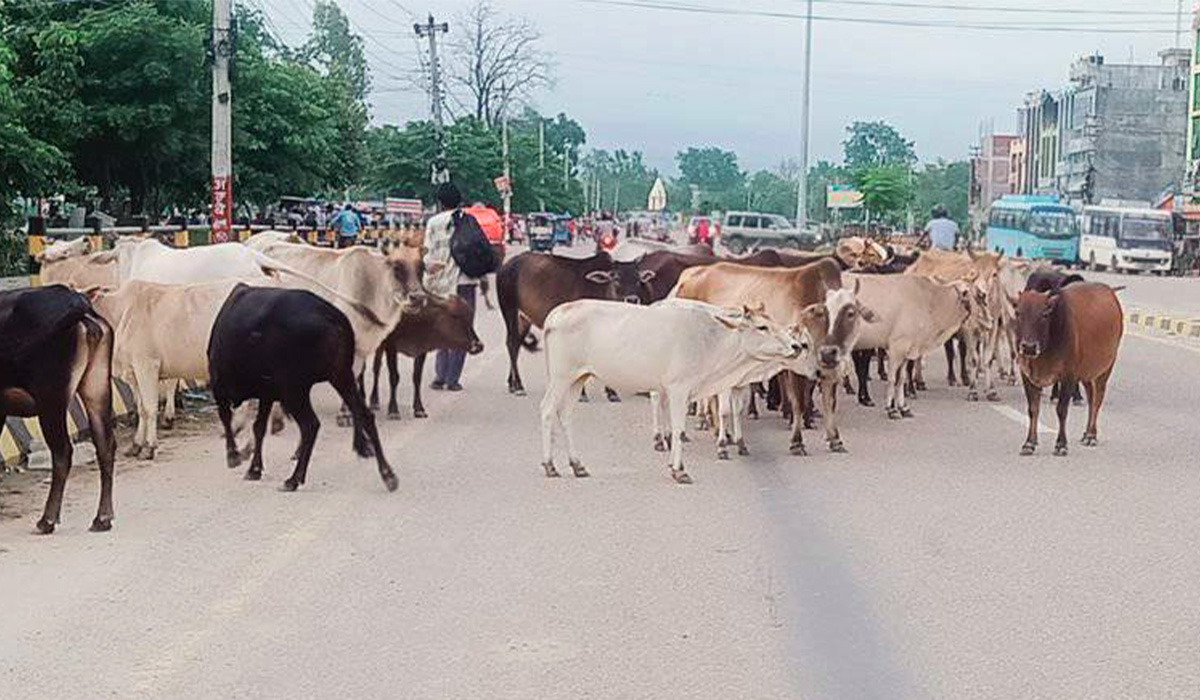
497 251 619 395
1024 267 1087 404
1014 282 1123 457
0 286 116 534
369 294 484 419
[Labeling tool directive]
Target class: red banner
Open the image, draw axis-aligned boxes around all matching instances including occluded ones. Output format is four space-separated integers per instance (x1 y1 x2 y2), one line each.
210 175 233 243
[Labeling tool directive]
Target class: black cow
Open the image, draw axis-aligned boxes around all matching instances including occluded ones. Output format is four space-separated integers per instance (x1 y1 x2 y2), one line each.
0 285 116 534
208 285 397 492
368 293 484 419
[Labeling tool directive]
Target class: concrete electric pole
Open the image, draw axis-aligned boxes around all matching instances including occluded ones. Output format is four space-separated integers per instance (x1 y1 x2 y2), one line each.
794 0 814 231
210 0 233 243
415 15 450 185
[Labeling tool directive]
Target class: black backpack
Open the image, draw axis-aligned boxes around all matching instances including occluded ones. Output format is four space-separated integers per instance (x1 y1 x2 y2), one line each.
449 209 499 278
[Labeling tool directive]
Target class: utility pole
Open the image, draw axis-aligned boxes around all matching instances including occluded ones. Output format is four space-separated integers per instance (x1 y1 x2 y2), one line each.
502 115 511 237
210 0 233 243
794 0 814 230
415 15 450 184
538 119 546 211
1177 0 1185 49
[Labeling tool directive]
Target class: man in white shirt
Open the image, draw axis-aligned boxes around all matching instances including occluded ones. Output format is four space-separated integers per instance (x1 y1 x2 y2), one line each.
923 204 959 251
424 182 478 392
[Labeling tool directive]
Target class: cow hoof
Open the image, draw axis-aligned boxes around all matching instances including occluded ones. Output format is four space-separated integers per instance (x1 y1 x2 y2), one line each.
966 391 979 402
1020 442 1036 456
368 399 380 411
160 417 174 431
653 434 667 452
570 460 590 478
986 391 1001 402
35 518 55 535
747 409 759 420
510 387 527 397
736 440 749 456
900 407 915 419
670 468 693 485
382 473 399 492
802 418 816 430
915 381 927 391
413 408 428 419
1054 444 1068 457
387 410 403 421
789 443 808 456
886 408 901 420
139 446 156 460
680 432 691 443
577 392 589 403
335 414 352 428
226 452 242 470
859 398 875 407
1007 376 1018 386
696 417 710 432
1081 435 1098 447
1071 398 1084 407
124 444 141 458
605 390 621 403
89 517 113 533
279 480 300 492
716 449 730 461
542 461 560 478
244 469 262 481
829 440 847 454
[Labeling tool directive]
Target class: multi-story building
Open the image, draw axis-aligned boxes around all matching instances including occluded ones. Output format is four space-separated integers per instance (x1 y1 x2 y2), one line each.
969 133 1017 230
1012 91 1060 196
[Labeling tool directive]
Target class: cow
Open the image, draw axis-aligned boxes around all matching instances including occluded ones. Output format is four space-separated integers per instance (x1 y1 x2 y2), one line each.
496 251 620 396
208 285 398 492
539 299 804 484
1022 266 1089 405
0 286 116 534
1013 283 1123 457
846 273 975 418
87 280 254 459
671 258 844 454
368 293 484 419
38 241 118 290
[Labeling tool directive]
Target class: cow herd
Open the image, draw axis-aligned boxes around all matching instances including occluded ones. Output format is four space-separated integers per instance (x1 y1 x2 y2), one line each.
0 231 1124 535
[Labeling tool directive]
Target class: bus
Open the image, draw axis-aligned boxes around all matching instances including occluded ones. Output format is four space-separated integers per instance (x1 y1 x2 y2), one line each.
1079 205 1173 274
985 195 1079 264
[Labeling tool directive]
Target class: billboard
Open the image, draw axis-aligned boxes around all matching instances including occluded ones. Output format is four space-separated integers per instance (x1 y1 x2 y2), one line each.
827 184 864 209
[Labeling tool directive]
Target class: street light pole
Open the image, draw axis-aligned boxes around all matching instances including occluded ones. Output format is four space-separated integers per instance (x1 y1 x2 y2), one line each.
795 0 814 229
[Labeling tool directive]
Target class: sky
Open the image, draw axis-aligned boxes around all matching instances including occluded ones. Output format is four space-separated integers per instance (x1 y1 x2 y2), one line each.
258 0 1183 174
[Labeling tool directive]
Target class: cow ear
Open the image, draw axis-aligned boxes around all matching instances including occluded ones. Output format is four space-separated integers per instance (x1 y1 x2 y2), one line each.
584 270 613 284
639 269 656 283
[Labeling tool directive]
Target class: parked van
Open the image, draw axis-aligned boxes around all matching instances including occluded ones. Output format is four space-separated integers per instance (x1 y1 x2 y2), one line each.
1079 205 1173 274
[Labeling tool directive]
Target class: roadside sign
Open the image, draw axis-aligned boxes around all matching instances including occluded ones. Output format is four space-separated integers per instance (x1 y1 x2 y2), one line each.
827 184 864 209
494 175 511 195
210 175 233 242
385 198 423 216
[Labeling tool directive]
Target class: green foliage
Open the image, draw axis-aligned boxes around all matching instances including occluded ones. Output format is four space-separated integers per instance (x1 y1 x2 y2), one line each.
0 38 66 224
676 146 744 193
843 120 917 171
301 0 369 187
912 159 969 227
853 165 911 224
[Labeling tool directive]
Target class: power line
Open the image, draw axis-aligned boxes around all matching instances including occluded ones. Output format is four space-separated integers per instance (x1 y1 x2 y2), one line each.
577 0 1180 34
798 0 1180 17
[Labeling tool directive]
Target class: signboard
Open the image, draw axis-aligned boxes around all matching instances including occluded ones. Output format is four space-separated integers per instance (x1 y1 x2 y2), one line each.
827 184 864 209
647 177 667 212
493 175 511 195
210 175 233 243
385 197 423 216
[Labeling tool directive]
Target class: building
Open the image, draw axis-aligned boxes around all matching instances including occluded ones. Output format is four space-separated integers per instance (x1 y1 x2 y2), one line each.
969 132 1018 231
1185 10 1200 196
1009 49 1189 206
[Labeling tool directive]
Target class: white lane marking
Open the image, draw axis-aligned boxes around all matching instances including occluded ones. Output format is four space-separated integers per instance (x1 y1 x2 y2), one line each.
1124 328 1200 356
990 403 1052 435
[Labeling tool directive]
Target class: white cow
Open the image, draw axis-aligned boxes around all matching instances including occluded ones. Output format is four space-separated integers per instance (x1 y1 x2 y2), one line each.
540 299 804 484
88 280 253 459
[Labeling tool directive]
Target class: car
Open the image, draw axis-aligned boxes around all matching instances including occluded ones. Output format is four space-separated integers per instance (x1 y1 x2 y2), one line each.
720 211 817 253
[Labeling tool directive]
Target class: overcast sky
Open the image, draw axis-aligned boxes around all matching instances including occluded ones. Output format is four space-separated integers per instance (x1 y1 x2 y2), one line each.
263 0 1182 174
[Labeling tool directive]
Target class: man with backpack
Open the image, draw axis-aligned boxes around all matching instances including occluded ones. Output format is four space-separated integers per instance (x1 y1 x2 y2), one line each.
424 181 499 392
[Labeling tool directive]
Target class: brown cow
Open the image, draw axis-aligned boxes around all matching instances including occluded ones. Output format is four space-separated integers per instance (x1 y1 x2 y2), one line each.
497 251 619 395
671 258 843 454
368 293 484 419
1014 283 1122 457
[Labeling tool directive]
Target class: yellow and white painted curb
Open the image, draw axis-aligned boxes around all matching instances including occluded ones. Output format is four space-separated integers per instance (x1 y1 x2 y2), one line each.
1126 308 1200 339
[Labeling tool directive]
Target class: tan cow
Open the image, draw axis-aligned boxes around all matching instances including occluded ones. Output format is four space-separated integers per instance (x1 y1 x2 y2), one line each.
671 258 845 454
88 280 253 459
847 273 975 419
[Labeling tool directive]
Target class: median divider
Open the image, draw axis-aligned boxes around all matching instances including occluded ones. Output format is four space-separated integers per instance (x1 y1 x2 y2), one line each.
1126 308 1200 339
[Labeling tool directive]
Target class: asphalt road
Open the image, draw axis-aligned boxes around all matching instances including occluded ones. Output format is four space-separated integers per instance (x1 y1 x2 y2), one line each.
2 273 1199 700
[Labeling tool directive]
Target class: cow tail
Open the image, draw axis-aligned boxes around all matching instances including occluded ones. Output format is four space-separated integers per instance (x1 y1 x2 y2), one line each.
521 331 540 352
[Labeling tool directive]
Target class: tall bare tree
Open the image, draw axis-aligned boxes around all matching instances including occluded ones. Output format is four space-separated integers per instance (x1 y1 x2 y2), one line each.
446 0 552 127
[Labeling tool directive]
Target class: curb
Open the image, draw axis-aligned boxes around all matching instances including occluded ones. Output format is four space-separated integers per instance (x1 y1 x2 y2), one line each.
1127 308 1200 339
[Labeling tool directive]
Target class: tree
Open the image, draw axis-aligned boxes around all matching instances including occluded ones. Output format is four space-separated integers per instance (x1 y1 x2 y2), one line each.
676 147 744 192
446 0 552 126
853 166 911 226
0 38 66 224
302 0 370 188
843 121 916 171
912 159 969 227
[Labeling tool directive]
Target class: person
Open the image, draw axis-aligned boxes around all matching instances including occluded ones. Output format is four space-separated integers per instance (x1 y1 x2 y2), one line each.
331 203 361 248
923 204 959 251
424 182 477 392
694 217 710 245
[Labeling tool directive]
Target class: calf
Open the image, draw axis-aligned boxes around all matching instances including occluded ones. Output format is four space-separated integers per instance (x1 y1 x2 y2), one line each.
1014 283 1122 456
368 293 484 419
0 286 116 534
540 300 803 483
208 285 397 492
496 251 619 395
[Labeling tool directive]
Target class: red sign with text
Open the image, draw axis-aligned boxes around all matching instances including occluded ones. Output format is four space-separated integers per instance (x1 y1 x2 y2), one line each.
210 175 233 243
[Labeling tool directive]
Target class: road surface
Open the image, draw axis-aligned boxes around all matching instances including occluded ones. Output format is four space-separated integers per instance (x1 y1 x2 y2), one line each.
2 270 1198 700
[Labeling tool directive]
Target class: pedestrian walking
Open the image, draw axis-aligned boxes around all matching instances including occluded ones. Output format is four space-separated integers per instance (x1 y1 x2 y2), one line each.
424 182 478 392
331 203 361 248
922 204 959 251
